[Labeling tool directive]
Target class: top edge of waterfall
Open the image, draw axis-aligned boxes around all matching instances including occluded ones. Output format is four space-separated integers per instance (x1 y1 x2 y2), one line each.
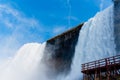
19 42 46 48
83 4 113 26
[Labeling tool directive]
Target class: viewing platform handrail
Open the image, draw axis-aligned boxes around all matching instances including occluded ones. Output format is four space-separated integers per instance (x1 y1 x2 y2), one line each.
82 55 120 71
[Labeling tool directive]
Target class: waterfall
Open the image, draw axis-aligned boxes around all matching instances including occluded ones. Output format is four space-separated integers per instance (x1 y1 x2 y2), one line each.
0 43 46 80
0 5 117 80
64 5 116 80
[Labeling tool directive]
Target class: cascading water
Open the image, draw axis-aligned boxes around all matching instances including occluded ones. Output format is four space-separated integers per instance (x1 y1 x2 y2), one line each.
63 5 116 80
0 4 116 80
0 43 46 80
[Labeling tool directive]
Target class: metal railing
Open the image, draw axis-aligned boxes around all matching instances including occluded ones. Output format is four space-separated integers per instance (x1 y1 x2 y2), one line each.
82 55 120 71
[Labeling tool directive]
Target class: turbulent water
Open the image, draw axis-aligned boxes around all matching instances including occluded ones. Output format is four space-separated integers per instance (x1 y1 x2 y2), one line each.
0 5 116 80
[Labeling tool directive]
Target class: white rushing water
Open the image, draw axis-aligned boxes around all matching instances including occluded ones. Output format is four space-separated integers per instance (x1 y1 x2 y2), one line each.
0 43 46 80
0 5 116 80
64 6 116 80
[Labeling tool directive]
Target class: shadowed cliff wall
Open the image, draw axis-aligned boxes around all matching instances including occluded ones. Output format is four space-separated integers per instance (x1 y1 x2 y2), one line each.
44 23 83 76
114 0 120 54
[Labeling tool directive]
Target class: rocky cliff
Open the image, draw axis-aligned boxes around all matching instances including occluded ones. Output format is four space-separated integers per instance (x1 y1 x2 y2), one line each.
43 23 83 76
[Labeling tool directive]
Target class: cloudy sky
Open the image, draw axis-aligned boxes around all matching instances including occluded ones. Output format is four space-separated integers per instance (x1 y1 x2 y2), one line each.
0 0 112 59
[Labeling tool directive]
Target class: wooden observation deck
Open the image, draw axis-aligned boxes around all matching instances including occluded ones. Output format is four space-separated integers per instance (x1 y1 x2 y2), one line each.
81 55 120 80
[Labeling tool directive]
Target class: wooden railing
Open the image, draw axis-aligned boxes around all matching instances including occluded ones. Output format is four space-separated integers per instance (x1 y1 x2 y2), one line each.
82 55 120 71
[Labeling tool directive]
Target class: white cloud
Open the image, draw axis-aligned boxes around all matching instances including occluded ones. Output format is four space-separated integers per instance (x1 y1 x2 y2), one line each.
0 4 40 29
0 4 44 60
53 26 66 34
65 16 79 21
100 0 104 11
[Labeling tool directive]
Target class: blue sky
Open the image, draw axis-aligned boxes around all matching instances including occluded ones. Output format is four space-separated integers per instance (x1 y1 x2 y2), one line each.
0 0 112 58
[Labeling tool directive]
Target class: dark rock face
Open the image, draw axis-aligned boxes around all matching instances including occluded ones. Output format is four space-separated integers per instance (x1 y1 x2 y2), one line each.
43 23 83 76
114 0 120 54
